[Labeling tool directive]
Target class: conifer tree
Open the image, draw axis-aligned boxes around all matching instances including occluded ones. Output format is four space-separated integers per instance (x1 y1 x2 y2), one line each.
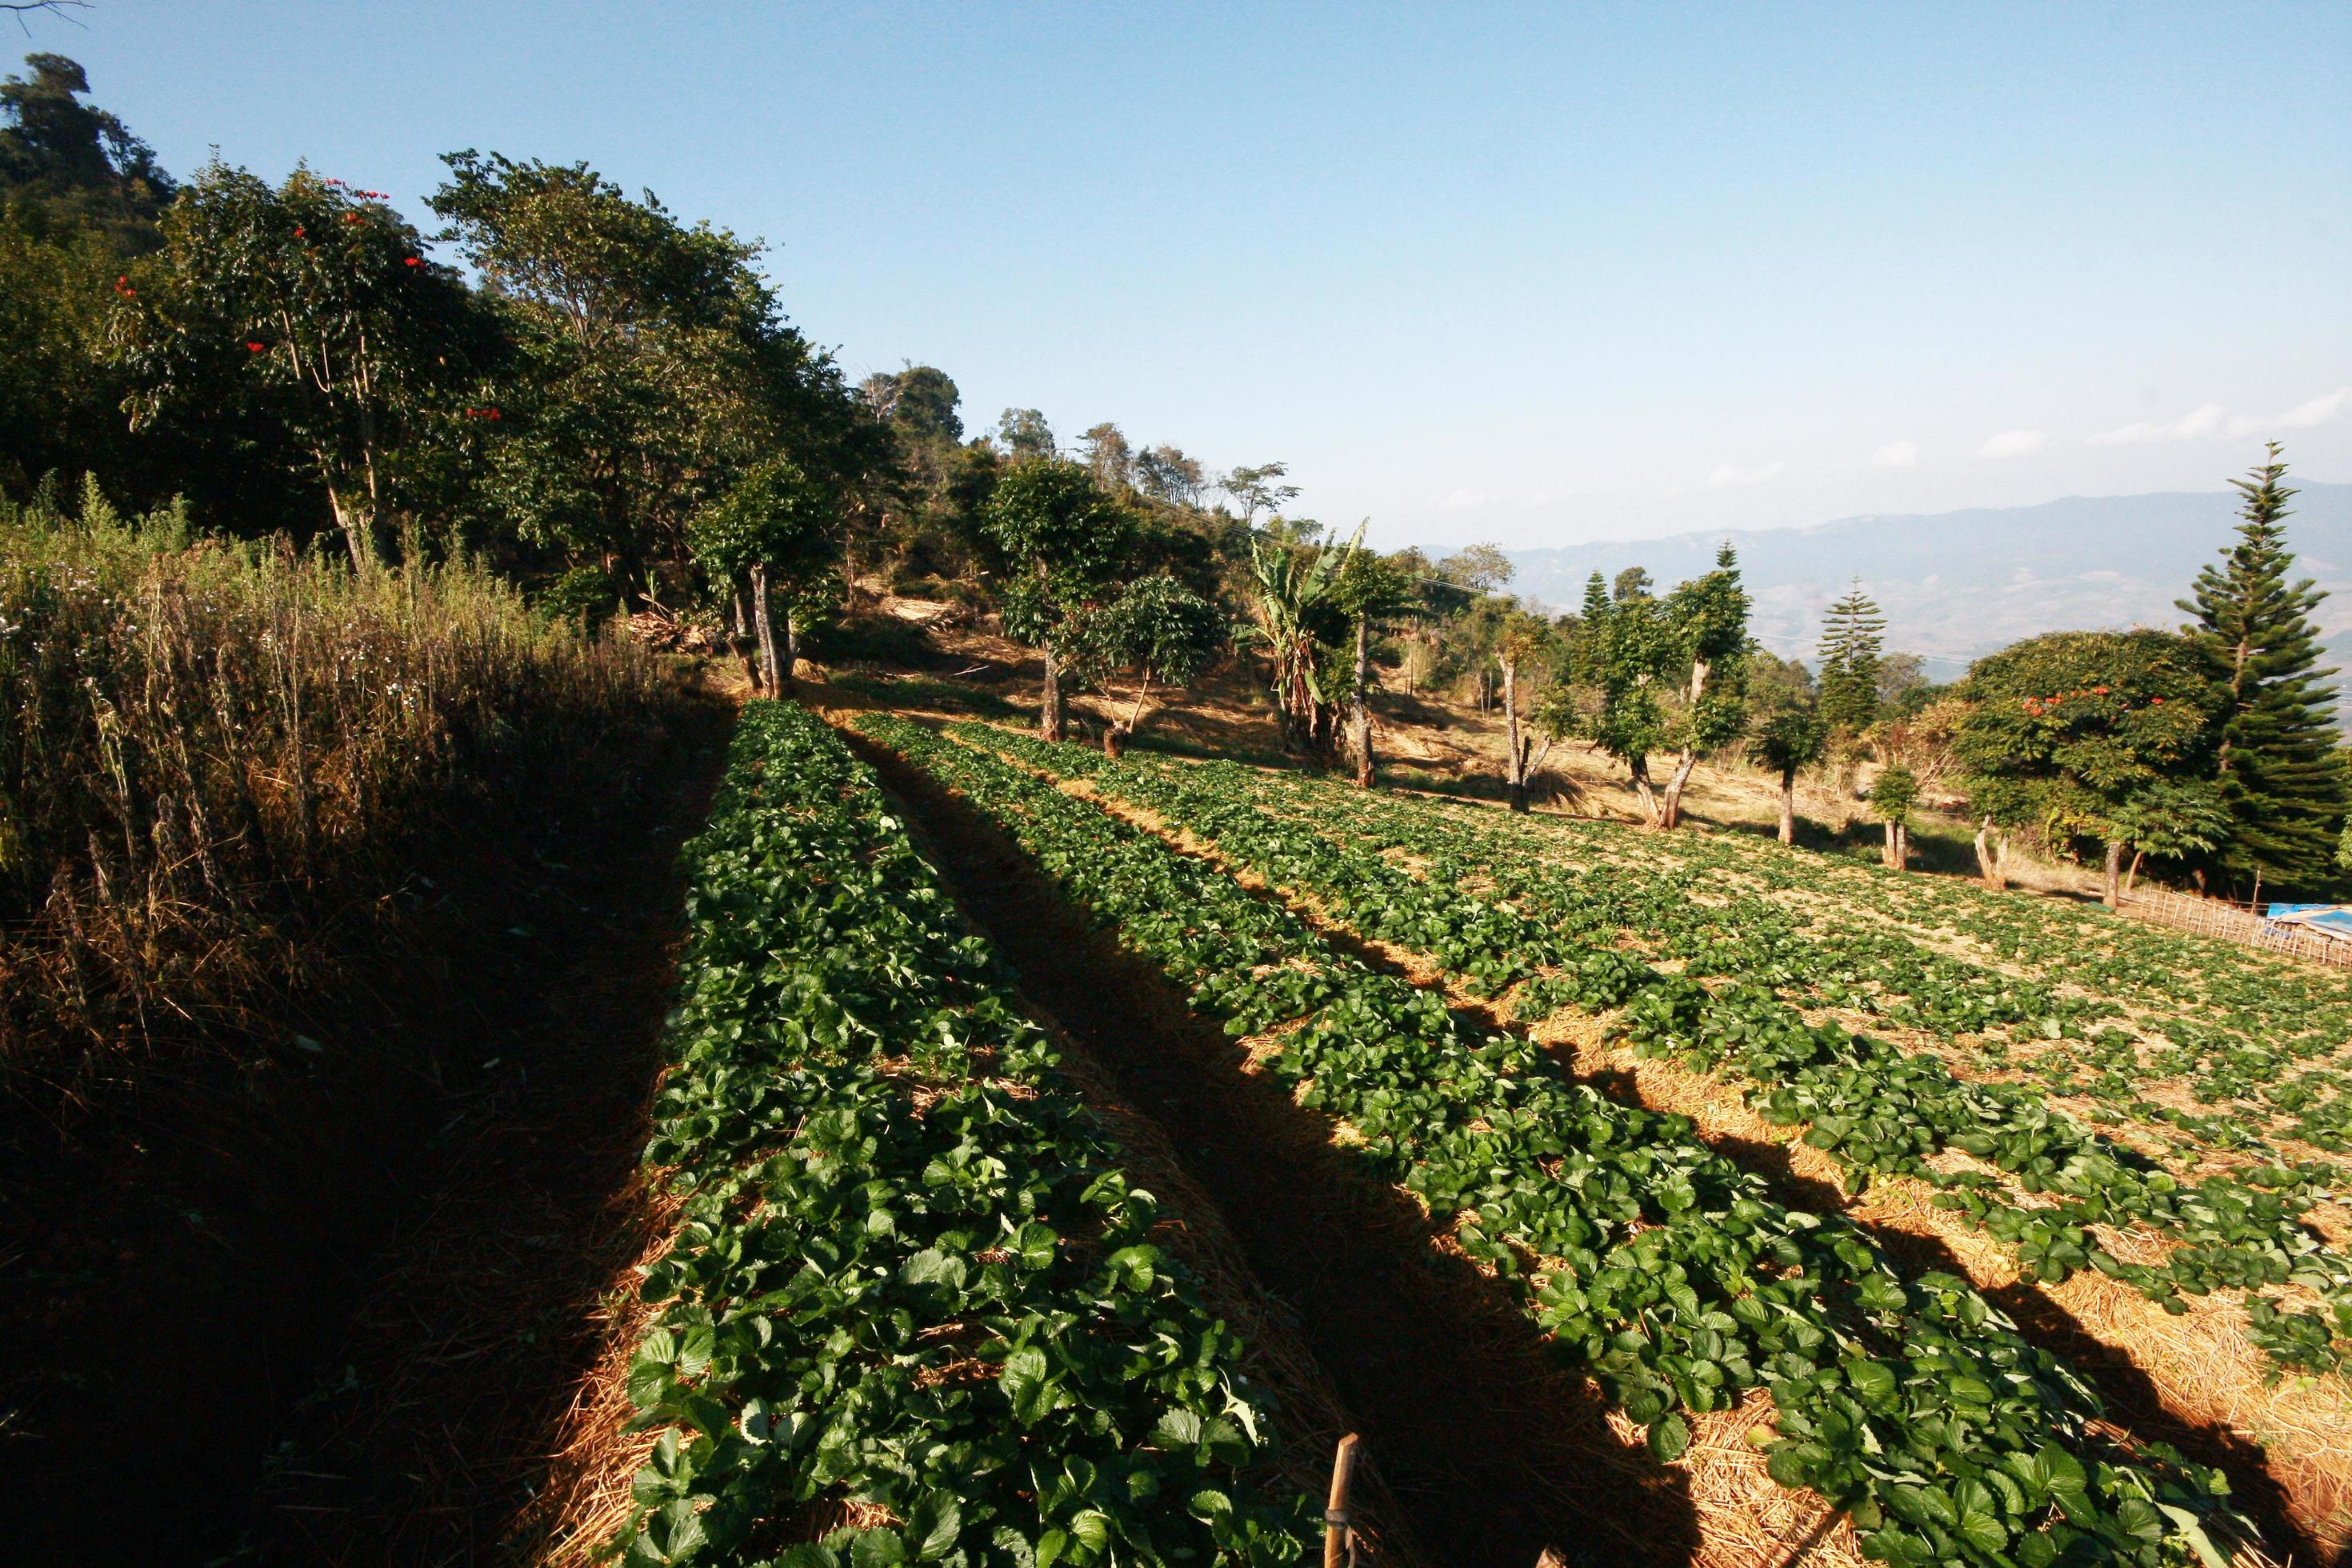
2177 445 2350 892
1816 581 1886 733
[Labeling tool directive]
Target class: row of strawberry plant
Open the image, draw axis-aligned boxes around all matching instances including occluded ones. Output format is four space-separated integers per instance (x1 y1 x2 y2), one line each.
864 714 2247 1568
614 702 1314 1568
990 732 2352 1381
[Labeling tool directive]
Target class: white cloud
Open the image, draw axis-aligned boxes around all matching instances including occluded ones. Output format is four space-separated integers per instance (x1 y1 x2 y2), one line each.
2090 402 2227 446
1870 440 1918 468
2094 390 2349 444
1706 461 1785 488
1439 488 1494 511
1978 429 2048 460
2272 386 2350 431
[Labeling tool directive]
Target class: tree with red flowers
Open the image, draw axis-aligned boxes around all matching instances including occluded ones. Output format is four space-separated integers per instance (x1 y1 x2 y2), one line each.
118 161 484 567
1954 629 2225 907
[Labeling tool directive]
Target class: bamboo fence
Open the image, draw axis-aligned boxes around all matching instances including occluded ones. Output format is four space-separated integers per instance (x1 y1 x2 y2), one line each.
2120 886 2352 970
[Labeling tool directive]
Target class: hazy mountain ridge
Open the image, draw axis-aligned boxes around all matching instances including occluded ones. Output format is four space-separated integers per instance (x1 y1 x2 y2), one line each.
1502 483 2352 703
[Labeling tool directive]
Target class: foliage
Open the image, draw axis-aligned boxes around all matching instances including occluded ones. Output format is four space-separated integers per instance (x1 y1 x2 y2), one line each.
1663 544 1751 755
1818 583 1886 733
1750 707 1829 781
2177 446 2350 892
118 160 486 566
1032 732 2352 1383
1954 630 2224 861
618 703 1314 1566
1241 524 1359 750
981 458 1133 645
1062 573 1226 698
1870 765 1919 826
429 150 856 600
877 718 2254 1568
690 457 838 602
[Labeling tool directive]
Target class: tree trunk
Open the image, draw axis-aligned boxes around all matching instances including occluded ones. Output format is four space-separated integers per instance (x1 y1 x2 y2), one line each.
1350 615 1374 789
732 583 763 691
1039 642 1064 742
2102 840 2123 909
1897 824 1908 869
782 606 800 690
324 481 377 571
1882 822 1898 869
2123 849 2145 898
1103 725 1126 759
1629 754 1662 826
1974 815 2006 890
749 564 783 694
1659 750 1699 830
1778 770 1796 846
1502 655 1528 813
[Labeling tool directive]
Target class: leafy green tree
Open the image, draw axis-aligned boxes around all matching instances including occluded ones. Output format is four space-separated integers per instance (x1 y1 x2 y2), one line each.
1954 629 2224 908
1221 462 1299 526
1 53 173 242
862 363 962 444
1869 763 1918 870
1657 544 1751 828
2109 780 2232 900
430 150 834 603
1818 582 1886 733
690 457 840 691
2177 445 2350 894
1134 444 1206 507
1062 573 1226 756
121 162 484 567
1438 542 1515 595
1549 570 1673 820
1078 422 1134 494
1750 706 1828 846
996 406 1054 461
982 458 1133 741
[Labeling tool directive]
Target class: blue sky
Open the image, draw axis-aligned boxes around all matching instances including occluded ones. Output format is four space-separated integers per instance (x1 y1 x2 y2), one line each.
27 1 2352 549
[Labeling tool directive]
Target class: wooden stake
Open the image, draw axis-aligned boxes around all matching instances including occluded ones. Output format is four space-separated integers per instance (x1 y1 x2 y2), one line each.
1322 1433 1362 1568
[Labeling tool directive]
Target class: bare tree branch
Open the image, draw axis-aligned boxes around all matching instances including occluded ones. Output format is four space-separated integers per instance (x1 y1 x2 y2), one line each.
6 0 91 34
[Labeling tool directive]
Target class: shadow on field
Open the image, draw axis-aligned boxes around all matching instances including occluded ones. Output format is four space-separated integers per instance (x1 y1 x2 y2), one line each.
854 727 1709 1568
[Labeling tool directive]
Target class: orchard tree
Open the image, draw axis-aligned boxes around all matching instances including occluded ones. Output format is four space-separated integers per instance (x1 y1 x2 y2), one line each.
1062 573 1226 757
2177 445 2350 894
1954 629 2223 908
1870 763 1918 870
1750 706 1828 846
1657 544 1751 828
1550 570 1673 822
690 456 839 691
982 458 1134 742
121 161 483 567
1818 582 1886 734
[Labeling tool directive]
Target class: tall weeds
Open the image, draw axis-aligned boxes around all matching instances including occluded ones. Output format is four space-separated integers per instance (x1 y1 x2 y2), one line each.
0 478 682 1100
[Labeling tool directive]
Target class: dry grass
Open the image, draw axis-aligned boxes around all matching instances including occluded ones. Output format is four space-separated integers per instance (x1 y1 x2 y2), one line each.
0 484 678 1102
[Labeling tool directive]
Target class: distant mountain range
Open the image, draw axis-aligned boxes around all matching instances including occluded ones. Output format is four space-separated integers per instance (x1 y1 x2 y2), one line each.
1502 482 2352 712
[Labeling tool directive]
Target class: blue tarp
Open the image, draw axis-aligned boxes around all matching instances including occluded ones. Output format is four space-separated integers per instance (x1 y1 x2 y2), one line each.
2265 904 2352 940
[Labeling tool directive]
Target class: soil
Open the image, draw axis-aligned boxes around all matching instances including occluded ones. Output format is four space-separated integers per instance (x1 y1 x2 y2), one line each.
853 725 1710 1568
0 698 733 1567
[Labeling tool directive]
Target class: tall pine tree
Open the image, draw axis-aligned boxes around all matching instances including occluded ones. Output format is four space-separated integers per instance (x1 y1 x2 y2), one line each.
2178 445 2350 892
1816 581 1886 733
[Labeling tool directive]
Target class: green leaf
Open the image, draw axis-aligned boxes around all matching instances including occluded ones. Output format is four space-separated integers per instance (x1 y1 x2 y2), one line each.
1646 1412 1690 1463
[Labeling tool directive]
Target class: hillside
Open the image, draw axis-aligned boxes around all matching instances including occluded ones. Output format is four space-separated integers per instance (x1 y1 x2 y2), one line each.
1504 482 2352 695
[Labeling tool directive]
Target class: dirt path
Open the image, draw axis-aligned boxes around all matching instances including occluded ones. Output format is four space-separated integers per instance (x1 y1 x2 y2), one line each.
858 733 1710 1568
